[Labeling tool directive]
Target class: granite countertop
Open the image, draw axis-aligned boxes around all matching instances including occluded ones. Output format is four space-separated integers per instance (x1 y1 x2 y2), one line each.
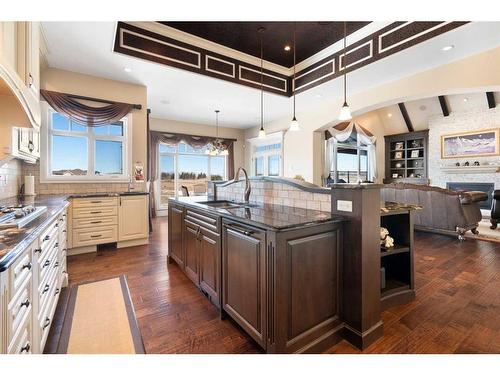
66 191 149 199
170 196 345 230
0 195 69 272
381 201 423 214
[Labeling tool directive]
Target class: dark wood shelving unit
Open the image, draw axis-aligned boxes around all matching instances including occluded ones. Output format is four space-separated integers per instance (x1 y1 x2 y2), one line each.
383 130 429 185
380 207 415 310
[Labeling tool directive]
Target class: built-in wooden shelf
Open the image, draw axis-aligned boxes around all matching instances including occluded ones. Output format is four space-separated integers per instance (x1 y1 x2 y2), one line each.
380 245 410 258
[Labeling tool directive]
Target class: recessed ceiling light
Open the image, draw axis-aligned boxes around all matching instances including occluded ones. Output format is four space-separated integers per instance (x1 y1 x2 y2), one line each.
284 45 291 51
123 67 132 72
441 45 454 51
387 113 393 118
463 98 468 102
419 105 427 111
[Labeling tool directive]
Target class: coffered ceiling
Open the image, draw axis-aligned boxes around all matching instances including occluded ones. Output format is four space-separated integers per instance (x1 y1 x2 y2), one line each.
159 22 371 68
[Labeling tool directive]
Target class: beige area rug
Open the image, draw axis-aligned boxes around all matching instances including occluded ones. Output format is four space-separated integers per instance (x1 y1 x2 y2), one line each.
57 275 145 354
465 219 500 243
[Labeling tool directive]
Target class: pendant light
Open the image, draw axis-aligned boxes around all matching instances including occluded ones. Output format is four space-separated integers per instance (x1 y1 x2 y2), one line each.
206 110 229 156
289 22 300 132
338 21 352 121
258 27 266 139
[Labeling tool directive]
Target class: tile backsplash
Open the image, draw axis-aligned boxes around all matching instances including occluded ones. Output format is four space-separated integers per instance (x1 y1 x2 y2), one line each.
0 160 22 200
22 162 145 195
214 179 332 212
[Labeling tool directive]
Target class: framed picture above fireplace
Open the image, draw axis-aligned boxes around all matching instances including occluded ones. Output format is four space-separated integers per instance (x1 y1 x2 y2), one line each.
441 128 499 159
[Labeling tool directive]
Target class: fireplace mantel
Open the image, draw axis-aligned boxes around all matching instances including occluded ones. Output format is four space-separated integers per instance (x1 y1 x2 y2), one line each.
440 165 500 174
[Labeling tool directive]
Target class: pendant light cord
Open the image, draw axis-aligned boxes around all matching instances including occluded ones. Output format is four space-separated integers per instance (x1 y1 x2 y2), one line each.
343 21 347 104
260 31 264 131
293 22 296 118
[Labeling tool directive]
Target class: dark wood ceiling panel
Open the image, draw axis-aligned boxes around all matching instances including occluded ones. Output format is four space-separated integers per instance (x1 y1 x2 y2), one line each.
159 22 370 67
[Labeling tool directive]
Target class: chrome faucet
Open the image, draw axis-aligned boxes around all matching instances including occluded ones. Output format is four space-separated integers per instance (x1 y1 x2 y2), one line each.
128 176 134 192
233 167 251 204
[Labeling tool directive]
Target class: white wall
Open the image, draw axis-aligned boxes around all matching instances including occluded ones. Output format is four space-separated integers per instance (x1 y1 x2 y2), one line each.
428 106 500 189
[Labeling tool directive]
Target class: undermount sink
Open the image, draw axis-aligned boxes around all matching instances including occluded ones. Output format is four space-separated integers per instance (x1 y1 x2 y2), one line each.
197 200 258 209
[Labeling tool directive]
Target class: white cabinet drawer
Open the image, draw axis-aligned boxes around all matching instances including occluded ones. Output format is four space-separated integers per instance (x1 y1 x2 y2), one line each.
73 206 118 219
38 261 60 317
38 240 59 286
72 225 118 247
7 309 32 354
7 275 32 343
38 278 61 352
72 197 118 208
9 248 32 299
73 215 118 229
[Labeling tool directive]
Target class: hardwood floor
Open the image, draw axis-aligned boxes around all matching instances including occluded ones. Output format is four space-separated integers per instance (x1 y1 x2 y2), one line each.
46 217 500 354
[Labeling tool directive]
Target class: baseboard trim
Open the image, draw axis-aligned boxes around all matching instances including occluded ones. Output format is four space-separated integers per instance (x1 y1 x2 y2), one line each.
117 238 149 248
67 245 97 256
341 321 384 350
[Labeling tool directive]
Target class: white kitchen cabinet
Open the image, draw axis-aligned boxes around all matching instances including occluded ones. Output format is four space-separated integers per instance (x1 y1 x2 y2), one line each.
10 127 40 163
0 207 68 354
118 195 149 241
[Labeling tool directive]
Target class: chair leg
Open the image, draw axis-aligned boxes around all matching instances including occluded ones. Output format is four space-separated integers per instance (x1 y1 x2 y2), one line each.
457 227 466 241
491 218 498 230
471 227 479 235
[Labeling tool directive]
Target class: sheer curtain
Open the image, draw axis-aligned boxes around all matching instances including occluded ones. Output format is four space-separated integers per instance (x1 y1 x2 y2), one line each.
325 122 377 183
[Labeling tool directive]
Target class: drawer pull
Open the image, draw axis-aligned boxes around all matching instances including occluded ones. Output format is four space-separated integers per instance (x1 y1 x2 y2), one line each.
42 284 50 294
43 318 51 330
63 214 67 217
90 200 102 204
225 224 254 236
20 343 30 353
22 262 32 271
55 242 59 248
43 260 51 268
63 230 67 233
55 223 59 228
90 234 102 238
60 218 63 222
90 211 102 214
90 221 102 224
43 235 50 242
34 248 42 254
54 261 59 268
20 299 30 309
54 288 60 296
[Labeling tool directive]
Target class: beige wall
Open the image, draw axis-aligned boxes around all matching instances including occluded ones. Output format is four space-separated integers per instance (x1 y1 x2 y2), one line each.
41 68 148 179
149 117 246 173
245 47 500 185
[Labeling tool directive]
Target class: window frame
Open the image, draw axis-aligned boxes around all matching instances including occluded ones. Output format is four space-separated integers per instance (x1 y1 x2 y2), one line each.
248 131 284 177
156 141 228 210
329 135 371 184
40 103 132 183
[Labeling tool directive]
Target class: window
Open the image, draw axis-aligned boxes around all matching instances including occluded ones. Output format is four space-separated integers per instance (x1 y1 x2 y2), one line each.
43 109 129 181
328 131 371 184
249 132 283 177
158 142 227 208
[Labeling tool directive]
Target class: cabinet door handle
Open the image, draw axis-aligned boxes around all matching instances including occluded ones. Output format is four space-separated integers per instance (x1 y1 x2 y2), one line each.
55 242 59 248
90 221 102 224
42 284 50 294
54 288 60 296
43 235 50 242
90 211 102 214
20 342 30 353
28 140 34 152
43 318 51 330
22 262 32 271
225 224 254 236
43 260 50 268
34 248 42 254
20 299 30 309
54 261 59 268
28 73 33 87
62 230 67 233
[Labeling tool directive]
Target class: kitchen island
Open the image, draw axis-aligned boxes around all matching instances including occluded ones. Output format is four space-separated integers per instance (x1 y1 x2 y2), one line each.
168 194 346 353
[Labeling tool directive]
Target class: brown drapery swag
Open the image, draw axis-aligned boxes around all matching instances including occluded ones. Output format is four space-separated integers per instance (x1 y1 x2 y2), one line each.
149 131 235 218
40 90 135 126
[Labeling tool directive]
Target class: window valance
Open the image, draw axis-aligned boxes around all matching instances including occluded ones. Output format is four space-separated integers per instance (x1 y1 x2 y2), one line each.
40 90 140 126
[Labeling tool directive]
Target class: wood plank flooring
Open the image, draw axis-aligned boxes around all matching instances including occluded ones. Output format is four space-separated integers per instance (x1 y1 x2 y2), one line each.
46 217 500 354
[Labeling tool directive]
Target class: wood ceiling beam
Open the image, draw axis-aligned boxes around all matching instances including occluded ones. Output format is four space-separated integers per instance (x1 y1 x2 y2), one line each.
438 95 450 117
486 92 496 109
398 103 414 132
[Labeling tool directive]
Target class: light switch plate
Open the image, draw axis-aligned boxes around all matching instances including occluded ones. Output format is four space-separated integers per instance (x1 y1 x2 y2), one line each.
337 199 353 212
